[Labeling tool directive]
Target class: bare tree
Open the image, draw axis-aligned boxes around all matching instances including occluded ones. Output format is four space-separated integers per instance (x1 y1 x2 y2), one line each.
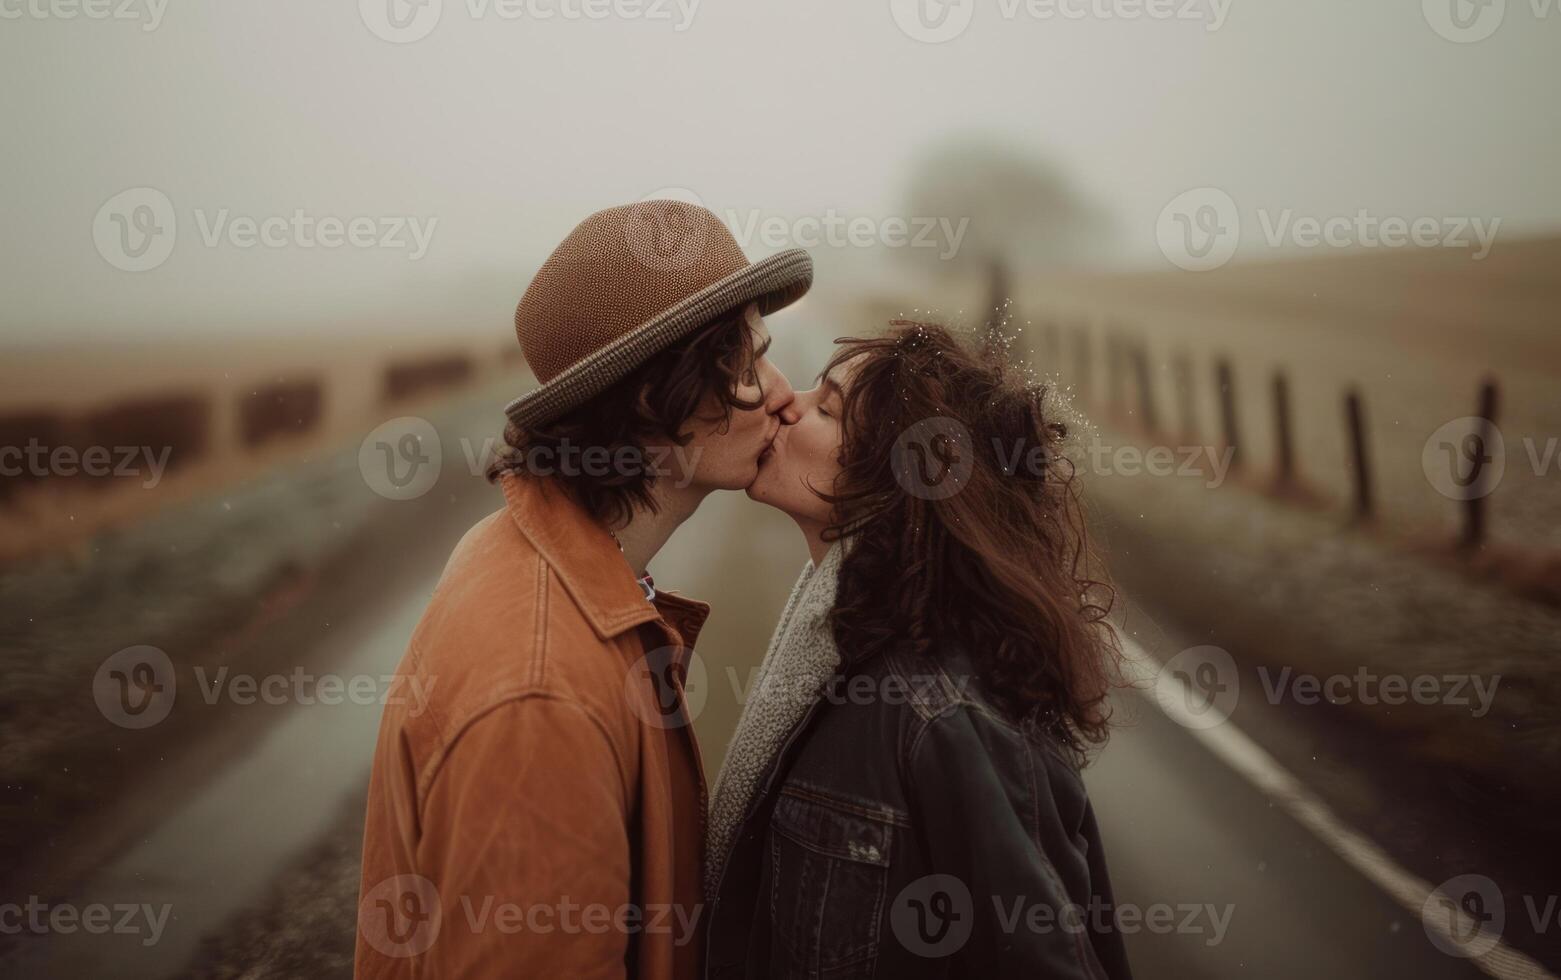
903 138 1110 349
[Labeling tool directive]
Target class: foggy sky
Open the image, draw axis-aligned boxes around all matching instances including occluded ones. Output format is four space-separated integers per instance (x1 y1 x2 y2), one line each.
2 0 1557 340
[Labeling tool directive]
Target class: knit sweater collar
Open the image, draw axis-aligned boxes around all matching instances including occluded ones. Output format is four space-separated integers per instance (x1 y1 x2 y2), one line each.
704 539 845 899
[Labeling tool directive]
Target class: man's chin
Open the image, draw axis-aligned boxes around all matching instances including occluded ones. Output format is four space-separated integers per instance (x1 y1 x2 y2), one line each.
744 447 776 495
743 464 772 500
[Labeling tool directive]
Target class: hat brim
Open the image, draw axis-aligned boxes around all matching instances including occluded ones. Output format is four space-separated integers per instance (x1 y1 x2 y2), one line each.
503 248 813 430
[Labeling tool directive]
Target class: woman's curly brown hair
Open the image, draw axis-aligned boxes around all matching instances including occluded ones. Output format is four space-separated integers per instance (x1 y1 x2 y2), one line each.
821 321 1121 758
486 304 762 528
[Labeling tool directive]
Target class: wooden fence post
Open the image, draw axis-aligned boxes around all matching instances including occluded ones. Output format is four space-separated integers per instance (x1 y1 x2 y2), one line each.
1216 358 1242 471
1175 352 1197 443
1461 379 1500 550
1106 333 1125 420
1273 371 1295 489
1075 327 1092 406
1133 343 1159 434
1345 388 1373 521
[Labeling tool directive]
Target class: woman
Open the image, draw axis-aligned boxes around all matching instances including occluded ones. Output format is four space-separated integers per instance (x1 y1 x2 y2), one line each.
705 321 1131 979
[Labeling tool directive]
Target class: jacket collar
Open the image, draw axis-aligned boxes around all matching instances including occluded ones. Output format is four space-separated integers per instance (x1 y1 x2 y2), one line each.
501 474 709 643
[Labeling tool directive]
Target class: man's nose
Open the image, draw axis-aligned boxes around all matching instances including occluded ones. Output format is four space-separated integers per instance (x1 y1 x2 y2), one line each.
762 362 799 424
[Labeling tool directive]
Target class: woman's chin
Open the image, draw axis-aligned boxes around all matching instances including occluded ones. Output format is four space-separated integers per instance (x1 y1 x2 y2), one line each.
744 468 771 501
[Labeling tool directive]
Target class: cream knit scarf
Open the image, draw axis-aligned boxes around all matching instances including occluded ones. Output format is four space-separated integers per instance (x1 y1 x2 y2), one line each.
704 540 844 901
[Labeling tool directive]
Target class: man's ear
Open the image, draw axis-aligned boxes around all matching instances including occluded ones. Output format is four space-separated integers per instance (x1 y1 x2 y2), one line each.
633 380 657 417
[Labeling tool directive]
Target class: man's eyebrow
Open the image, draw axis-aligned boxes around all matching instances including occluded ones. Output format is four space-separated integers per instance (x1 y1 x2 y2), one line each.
818 375 841 397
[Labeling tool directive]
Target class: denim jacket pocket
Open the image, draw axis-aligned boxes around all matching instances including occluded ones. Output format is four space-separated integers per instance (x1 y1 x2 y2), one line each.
767 786 898 980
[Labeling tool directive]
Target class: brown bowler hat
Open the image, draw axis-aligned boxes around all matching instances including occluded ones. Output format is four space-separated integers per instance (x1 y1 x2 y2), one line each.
503 200 813 430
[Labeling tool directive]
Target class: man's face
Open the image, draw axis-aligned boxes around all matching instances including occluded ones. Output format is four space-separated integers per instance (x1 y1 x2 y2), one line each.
671 303 796 493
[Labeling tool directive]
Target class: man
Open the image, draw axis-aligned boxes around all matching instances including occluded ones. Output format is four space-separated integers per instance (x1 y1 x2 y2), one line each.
355 200 811 980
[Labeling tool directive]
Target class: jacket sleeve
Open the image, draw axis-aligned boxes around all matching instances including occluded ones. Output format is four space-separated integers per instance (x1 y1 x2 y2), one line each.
906 706 1111 980
414 694 634 980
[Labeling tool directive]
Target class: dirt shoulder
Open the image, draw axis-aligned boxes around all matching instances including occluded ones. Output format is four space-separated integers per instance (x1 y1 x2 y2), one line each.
0 380 515 901
182 792 364 980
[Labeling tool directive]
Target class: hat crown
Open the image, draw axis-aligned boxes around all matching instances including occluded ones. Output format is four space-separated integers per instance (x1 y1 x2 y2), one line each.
516 200 751 383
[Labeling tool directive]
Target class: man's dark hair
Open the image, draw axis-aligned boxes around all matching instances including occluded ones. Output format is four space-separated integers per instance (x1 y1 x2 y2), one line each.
487 304 766 527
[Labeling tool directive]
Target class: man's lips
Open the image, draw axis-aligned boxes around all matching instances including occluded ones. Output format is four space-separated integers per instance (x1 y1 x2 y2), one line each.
758 422 782 463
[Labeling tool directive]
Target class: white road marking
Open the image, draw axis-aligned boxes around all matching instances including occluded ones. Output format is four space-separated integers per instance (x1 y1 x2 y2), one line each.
1119 635 1557 980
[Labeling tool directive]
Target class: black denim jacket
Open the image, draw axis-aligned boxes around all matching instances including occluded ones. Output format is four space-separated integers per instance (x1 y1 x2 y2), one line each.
705 645 1133 980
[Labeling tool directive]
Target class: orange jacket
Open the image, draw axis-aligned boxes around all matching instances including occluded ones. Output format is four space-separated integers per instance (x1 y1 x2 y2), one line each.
355 474 710 980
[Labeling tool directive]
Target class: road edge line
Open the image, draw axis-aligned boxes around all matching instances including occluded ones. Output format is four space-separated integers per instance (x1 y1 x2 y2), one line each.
1118 635 1556 980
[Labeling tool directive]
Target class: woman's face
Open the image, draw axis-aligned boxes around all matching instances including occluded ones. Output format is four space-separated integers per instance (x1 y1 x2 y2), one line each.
745 356 852 525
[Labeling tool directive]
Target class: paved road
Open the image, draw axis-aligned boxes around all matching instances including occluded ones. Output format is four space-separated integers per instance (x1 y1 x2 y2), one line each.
1085 673 1493 979
0 478 1534 979
653 493 1522 979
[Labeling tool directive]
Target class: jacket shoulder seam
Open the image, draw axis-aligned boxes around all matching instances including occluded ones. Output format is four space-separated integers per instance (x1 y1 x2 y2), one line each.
414 688 631 815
